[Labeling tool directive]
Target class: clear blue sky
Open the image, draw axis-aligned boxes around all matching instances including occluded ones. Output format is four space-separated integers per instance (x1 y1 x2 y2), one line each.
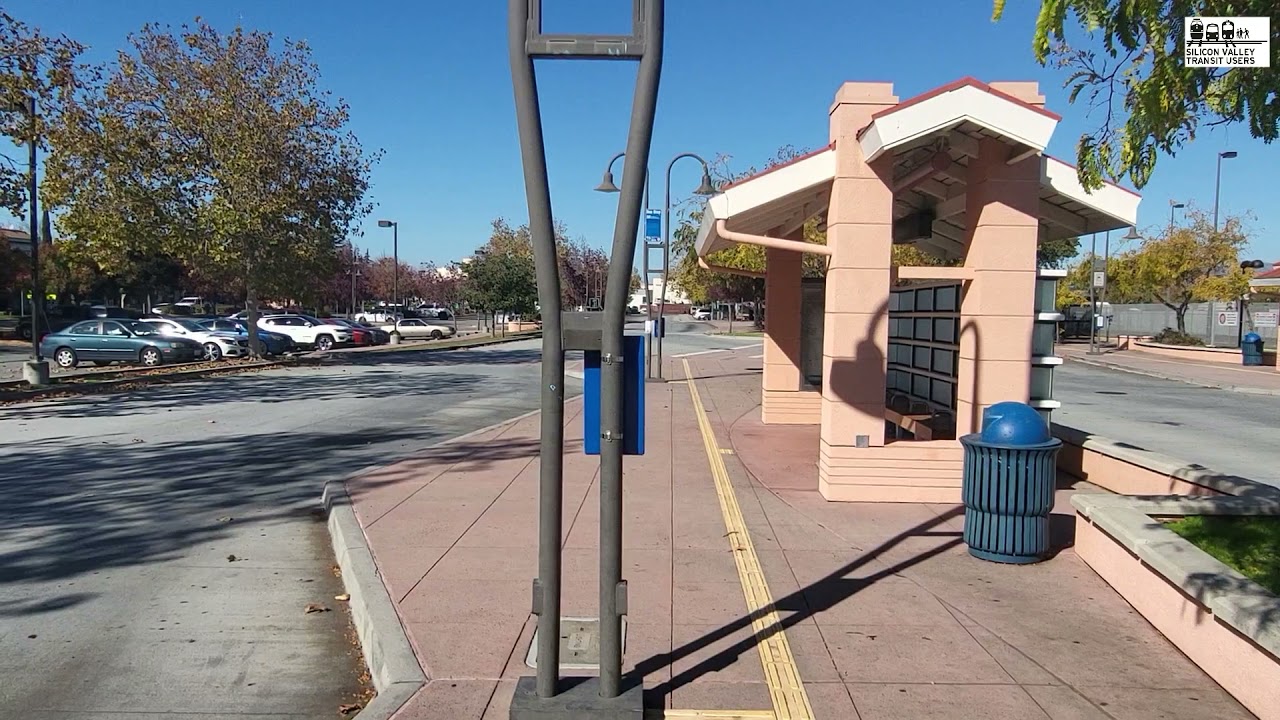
10 0 1277 265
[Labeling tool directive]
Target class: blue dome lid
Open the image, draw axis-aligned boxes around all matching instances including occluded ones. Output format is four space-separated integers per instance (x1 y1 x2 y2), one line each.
1244 332 1262 342
980 401 1051 446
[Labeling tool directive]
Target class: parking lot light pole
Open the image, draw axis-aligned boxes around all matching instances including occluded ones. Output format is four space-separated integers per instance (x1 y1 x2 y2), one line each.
658 153 716 379
377 219 399 307
1214 151 1238 231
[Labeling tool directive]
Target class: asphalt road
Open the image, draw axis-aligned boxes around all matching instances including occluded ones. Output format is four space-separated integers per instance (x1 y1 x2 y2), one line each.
1053 361 1280 488
0 323 746 717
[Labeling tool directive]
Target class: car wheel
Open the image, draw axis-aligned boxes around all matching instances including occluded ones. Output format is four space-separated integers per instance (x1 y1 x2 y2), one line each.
19 325 33 341
140 347 163 367
430 330 443 340
54 347 77 368
203 342 223 362
316 334 334 351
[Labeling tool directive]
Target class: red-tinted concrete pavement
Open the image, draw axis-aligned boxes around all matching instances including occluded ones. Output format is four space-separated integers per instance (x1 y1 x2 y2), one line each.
342 345 1254 719
1059 343 1280 395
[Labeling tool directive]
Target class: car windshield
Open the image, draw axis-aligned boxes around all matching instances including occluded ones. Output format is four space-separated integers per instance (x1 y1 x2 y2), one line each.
297 314 323 325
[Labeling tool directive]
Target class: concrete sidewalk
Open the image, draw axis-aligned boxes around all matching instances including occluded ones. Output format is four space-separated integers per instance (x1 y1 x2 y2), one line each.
341 346 1253 719
1058 343 1280 395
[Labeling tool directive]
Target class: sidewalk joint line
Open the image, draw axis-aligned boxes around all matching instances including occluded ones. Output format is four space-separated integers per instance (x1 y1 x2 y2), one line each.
682 359 815 720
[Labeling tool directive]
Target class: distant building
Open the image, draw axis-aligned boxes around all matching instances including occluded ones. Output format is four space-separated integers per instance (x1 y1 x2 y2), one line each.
2 228 32 255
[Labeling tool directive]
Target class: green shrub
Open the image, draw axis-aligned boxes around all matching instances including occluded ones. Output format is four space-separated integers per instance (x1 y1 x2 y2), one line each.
1152 327 1205 346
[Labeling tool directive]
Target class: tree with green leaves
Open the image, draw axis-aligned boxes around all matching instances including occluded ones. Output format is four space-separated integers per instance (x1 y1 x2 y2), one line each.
0 11 83 219
1126 208 1251 331
462 247 538 325
44 19 377 355
994 0 1279 190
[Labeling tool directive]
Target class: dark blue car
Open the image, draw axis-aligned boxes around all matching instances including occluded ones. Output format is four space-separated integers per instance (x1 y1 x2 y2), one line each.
199 319 294 356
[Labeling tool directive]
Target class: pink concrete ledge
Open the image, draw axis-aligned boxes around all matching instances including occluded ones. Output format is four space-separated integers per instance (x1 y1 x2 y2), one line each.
1071 494 1280 720
1113 335 1278 367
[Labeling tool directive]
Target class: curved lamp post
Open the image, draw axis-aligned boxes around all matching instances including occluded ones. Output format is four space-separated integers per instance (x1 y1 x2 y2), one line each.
596 151 714 379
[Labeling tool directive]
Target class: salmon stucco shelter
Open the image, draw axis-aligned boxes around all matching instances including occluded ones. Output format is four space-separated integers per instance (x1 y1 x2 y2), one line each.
694 78 1142 503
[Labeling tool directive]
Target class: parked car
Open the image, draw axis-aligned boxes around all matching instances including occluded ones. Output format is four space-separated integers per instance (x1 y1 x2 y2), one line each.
379 318 457 340
691 307 712 321
140 316 249 361
198 319 294 356
258 313 352 351
39 319 202 368
328 318 388 346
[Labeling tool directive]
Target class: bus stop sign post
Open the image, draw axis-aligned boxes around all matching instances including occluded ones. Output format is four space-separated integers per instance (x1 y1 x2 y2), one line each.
508 1 663 717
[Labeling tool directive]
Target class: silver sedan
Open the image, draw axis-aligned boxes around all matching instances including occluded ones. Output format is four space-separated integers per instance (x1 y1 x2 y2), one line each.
379 318 457 340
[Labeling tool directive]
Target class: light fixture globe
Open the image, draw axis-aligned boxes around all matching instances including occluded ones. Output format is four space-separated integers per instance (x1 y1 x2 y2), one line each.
693 170 716 196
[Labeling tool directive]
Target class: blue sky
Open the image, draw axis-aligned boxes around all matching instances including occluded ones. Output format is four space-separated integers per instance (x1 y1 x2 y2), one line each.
10 0 1277 266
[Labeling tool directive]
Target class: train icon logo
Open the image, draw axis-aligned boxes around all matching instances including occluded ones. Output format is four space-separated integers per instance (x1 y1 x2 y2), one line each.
1184 17 1270 67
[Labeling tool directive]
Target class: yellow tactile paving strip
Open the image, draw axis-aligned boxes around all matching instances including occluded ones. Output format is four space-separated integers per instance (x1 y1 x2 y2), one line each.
647 711 777 719
682 359 815 720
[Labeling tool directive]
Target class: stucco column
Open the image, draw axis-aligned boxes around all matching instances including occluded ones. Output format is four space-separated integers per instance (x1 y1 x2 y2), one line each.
955 134 1041 435
819 82 898 450
763 247 803 391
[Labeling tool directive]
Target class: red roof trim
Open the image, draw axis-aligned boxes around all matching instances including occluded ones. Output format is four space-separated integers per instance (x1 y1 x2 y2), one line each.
1043 154 1142 198
717 142 836 191
1253 263 1280 280
854 76 1062 140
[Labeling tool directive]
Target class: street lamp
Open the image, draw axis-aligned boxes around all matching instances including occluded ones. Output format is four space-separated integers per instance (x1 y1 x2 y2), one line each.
1238 259 1266 347
11 92 46 383
1214 151 1238 231
658 153 716 377
377 219 398 307
1168 199 1184 233
596 151 653 374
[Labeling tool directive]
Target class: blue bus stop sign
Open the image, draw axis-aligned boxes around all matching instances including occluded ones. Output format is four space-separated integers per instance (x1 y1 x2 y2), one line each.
583 335 646 456
644 209 661 240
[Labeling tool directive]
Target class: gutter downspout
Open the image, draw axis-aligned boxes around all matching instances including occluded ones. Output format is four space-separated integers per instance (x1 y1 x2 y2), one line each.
698 257 767 278
713 219 832 256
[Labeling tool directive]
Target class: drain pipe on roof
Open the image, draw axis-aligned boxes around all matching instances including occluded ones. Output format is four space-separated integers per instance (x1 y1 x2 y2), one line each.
714 219 832 256
697 257 767 278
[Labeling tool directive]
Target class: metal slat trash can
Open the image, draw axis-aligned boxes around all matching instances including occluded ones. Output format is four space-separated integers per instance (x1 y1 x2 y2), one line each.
961 402 1062 564
1242 332 1264 367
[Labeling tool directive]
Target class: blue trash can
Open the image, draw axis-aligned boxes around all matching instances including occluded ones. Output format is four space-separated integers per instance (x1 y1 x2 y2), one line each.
1242 332 1264 367
961 402 1062 564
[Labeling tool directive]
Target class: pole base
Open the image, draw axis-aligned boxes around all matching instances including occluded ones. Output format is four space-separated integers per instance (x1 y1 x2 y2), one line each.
23 360 49 387
509 675 644 720
389 332 402 346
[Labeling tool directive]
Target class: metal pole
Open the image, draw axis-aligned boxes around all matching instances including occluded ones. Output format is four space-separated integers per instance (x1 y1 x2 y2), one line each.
27 96 40 361
1101 230 1110 344
1088 233 1097 355
659 153 709 381
599 2 662 698
643 173 653 378
1213 155 1223 232
508 0 566 698
392 223 400 308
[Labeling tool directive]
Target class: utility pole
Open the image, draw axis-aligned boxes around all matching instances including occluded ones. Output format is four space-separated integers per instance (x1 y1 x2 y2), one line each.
508 0 662 716
22 91 48 385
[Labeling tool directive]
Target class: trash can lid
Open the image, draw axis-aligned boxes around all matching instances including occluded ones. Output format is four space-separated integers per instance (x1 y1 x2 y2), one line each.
1244 332 1262 342
980 401 1051 446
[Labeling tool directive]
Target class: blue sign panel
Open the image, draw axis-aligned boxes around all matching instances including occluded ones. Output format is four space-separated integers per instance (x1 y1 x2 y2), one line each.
644 209 661 240
651 317 665 338
583 335 646 456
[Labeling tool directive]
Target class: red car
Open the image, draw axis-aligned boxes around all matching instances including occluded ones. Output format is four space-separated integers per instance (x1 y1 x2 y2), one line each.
329 318 387 346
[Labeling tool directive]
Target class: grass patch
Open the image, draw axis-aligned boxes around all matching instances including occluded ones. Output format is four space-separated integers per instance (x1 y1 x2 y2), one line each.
1165 515 1280 596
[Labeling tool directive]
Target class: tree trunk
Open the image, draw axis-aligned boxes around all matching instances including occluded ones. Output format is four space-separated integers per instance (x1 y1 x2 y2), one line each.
246 279 262 359
1174 303 1188 334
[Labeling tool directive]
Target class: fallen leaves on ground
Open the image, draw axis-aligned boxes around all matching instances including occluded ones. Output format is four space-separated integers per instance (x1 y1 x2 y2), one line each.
338 703 362 715
304 603 330 614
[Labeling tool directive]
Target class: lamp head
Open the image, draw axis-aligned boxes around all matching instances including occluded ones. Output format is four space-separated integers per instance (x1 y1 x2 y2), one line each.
1170 200 1185 209
693 170 717 196
594 171 620 193
1121 227 1142 241
1241 259 1265 270
1221 151 1238 159
377 220 395 228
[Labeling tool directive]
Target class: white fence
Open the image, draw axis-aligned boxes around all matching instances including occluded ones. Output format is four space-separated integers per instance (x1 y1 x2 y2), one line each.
1105 302 1280 346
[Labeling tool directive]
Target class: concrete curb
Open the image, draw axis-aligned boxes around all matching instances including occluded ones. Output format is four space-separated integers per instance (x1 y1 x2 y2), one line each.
0 358 288 401
1064 354 1280 396
336 331 541 357
322 480 426 719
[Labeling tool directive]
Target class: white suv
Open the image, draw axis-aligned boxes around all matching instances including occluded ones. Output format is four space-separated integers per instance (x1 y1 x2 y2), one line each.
259 314 352 351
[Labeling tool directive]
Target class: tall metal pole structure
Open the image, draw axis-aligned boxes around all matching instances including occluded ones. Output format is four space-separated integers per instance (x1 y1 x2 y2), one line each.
1168 199 1184 234
1088 233 1098 355
659 153 715 380
377 219 399 307
1213 151 1237 231
1101 230 1111 344
509 0 663 713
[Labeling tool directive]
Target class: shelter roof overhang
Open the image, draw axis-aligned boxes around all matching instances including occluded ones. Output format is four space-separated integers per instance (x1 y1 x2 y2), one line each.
695 78 1141 262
